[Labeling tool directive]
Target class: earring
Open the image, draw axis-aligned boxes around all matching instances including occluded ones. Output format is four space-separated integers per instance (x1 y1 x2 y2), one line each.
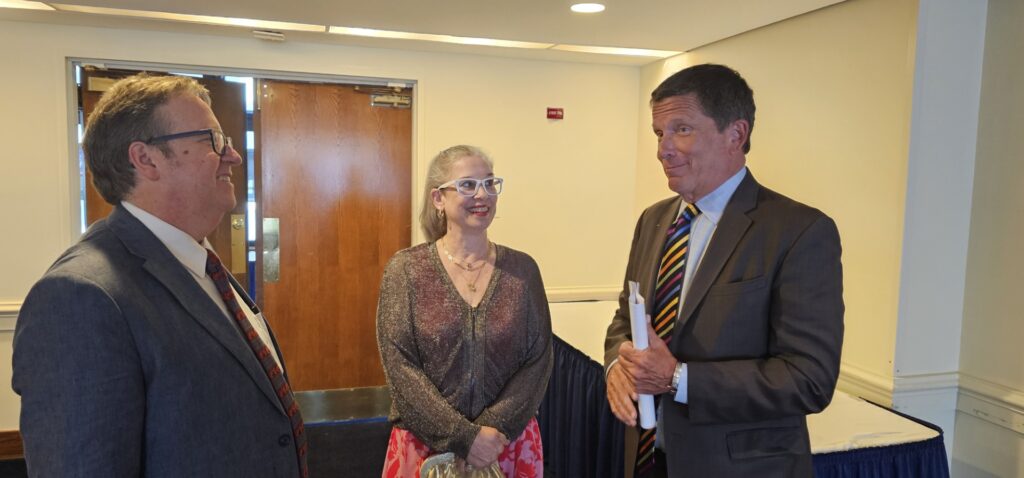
437 209 446 219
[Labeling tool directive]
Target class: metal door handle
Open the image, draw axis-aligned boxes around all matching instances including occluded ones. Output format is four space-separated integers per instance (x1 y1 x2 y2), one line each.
263 218 280 283
230 215 246 274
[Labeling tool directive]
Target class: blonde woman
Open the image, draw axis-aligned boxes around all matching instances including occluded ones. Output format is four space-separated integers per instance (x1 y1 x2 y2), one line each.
377 145 552 477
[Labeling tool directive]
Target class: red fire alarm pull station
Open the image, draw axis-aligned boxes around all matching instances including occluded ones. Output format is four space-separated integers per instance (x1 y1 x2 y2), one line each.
547 107 564 120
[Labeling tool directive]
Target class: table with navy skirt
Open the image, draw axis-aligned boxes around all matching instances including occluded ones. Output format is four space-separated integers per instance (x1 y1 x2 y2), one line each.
538 335 950 478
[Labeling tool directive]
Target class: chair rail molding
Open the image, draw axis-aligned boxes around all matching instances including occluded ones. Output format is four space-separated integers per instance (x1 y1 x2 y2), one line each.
0 301 19 332
545 286 619 303
891 371 960 412
838 361 894 406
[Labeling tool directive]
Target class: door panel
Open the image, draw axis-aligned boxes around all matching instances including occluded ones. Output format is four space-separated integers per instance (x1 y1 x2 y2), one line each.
256 79 412 391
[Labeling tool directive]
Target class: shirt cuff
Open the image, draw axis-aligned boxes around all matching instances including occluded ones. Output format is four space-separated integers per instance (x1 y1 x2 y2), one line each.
606 358 619 378
672 362 688 403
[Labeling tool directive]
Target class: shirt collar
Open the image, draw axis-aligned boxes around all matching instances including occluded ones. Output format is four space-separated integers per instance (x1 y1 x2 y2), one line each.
121 201 212 277
681 167 748 225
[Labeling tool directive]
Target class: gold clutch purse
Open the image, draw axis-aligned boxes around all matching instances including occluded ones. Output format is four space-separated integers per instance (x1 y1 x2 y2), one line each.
420 452 504 478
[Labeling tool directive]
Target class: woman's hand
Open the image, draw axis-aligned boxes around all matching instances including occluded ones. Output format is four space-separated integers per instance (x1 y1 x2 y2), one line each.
467 426 509 468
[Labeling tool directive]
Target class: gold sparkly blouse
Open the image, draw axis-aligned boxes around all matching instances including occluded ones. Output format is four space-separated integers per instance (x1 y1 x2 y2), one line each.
376 242 553 458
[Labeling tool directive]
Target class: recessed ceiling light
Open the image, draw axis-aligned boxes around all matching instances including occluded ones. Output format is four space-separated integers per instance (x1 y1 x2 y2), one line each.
570 3 606 13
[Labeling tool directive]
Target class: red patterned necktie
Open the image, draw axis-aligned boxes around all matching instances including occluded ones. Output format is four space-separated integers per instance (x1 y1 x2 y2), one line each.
635 203 699 477
206 250 309 478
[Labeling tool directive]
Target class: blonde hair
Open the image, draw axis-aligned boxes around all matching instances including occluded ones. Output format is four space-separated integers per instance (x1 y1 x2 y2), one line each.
83 74 211 204
419 145 494 242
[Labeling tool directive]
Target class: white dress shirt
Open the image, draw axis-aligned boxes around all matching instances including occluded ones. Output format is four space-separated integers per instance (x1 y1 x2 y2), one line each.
121 202 283 371
671 167 747 403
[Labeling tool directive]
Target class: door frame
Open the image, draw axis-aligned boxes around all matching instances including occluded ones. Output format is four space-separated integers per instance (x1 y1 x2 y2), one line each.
64 57 419 247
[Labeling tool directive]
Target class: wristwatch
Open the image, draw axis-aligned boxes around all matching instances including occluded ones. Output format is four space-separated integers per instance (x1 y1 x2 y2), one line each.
670 362 684 393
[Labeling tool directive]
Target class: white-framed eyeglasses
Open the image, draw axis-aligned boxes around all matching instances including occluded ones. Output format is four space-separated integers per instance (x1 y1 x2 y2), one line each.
437 177 504 197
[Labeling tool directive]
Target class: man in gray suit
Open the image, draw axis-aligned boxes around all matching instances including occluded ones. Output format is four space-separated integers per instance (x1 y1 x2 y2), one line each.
12 74 307 477
605 64 844 477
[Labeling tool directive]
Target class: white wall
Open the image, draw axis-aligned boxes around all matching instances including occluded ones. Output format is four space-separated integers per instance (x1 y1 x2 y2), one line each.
891 0 987 461
954 0 1024 475
0 19 640 431
549 301 619 362
0 332 17 429
954 414 1024 477
635 0 919 403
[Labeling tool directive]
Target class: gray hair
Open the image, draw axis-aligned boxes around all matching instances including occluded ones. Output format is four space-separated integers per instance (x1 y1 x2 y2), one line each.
83 74 211 204
419 145 494 242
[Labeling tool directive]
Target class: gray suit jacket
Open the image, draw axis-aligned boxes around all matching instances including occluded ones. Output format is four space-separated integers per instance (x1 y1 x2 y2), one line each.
605 171 844 477
12 206 302 477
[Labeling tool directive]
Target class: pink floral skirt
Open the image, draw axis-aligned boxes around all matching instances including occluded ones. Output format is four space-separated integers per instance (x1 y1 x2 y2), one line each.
381 417 543 478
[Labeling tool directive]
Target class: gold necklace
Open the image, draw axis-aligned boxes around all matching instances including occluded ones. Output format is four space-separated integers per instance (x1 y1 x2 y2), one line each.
441 238 493 293
465 264 486 293
441 237 489 272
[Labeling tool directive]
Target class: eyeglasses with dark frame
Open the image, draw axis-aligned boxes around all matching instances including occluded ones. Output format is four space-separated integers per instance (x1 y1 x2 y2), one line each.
437 177 504 197
145 128 233 156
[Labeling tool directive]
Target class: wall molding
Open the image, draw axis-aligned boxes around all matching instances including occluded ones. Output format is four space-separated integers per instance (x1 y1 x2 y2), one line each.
837 361 894 406
0 289 626 325
0 430 22 461
545 286 619 303
839 366 965 407
0 301 19 332
957 373 1024 435
894 371 961 393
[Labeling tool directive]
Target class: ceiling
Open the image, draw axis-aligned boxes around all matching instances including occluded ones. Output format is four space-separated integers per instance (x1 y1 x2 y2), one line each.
1 0 847 65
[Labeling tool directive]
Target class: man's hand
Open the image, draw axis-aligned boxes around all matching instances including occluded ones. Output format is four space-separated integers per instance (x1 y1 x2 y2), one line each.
619 318 677 395
467 426 509 468
606 359 638 426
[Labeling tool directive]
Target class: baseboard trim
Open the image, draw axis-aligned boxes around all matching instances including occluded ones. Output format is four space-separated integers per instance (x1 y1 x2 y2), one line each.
837 361 893 406
545 286 619 303
0 301 19 332
0 430 22 461
957 373 1024 435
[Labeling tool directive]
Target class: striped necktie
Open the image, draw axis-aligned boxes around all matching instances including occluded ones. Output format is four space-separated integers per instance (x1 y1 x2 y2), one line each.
206 250 309 478
635 203 699 477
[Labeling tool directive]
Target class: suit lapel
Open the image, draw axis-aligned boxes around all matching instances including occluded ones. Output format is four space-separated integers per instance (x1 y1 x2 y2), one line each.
641 198 684 314
108 207 285 413
676 173 759 332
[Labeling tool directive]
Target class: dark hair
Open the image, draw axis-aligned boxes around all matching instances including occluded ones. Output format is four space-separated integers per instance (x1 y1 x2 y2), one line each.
651 64 755 153
83 74 211 204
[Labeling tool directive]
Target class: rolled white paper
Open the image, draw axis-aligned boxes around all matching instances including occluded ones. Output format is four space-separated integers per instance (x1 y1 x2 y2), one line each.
628 281 657 429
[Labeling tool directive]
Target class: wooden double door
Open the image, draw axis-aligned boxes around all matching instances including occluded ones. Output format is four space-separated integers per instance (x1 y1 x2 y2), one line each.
80 69 412 391
255 79 411 390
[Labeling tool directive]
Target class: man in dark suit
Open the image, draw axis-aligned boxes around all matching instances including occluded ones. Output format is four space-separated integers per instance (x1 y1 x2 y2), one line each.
604 64 844 477
12 74 307 477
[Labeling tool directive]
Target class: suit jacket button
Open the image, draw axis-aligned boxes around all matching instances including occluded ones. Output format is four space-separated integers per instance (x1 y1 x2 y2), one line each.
279 434 292 447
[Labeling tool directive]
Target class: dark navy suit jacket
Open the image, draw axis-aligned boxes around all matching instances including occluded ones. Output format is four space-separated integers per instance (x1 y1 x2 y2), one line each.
13 206 301 477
